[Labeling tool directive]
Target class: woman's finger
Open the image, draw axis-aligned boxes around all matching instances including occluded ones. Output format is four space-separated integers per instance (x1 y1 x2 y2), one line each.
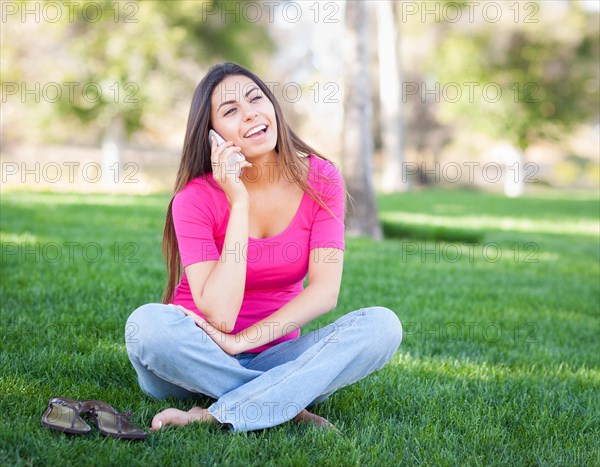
175 304 194 316
176 305 208 329
222 146 242 163
211 142 239 178
210 140 228 166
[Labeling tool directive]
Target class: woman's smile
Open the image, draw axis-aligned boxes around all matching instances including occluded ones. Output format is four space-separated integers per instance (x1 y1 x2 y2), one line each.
243 124 269 142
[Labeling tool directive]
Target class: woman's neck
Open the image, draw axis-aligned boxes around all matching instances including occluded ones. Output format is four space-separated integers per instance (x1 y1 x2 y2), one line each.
241 151 283 191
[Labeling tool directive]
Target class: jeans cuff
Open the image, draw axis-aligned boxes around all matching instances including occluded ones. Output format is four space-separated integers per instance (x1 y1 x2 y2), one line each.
208 402 239 432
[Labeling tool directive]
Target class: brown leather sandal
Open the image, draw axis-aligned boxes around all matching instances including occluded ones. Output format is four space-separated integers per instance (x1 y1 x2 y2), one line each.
80 400 147 440
41 397 92 435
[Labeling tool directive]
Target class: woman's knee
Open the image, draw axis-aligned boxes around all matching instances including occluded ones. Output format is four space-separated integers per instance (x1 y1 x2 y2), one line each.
125 303 176 354
361 306 403 353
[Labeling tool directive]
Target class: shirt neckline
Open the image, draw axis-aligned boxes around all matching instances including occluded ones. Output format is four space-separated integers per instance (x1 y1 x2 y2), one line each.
248 154 313 242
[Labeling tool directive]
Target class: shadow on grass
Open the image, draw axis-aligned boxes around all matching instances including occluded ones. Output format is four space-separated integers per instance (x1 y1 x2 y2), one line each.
381 219 483 243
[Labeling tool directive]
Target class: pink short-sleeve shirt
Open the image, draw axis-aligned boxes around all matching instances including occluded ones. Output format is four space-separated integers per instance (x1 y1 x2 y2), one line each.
171 154 345 353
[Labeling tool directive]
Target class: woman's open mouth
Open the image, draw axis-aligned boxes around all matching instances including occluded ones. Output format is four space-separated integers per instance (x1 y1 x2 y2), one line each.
243 124 268 139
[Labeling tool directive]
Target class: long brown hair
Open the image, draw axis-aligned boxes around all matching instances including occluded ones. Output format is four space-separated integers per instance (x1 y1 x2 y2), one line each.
162 62 343 303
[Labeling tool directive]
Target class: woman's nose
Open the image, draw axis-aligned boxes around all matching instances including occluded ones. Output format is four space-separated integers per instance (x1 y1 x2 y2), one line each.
243 108 258 121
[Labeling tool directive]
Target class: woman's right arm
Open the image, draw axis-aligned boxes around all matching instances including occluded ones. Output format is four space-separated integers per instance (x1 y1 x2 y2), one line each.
184 138 252 333
185 197 248 333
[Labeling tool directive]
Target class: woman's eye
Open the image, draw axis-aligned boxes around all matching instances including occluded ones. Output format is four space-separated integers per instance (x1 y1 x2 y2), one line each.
224 108 236 116
251 95 262 102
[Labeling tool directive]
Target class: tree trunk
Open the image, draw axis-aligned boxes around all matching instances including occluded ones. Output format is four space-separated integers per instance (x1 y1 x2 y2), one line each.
503 145 525 197
378 1 409 193
489 143 526 197
342 0 382 239
101 114 125 188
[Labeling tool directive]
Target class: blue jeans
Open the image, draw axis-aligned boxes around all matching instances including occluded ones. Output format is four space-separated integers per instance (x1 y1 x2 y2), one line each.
125 304 402 432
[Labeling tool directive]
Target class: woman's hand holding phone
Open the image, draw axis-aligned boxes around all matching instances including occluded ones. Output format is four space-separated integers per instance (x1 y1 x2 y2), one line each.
209 130 252 205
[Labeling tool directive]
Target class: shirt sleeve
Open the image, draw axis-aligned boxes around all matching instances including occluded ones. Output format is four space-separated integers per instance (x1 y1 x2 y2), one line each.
309 160 346 251
172 184 220 268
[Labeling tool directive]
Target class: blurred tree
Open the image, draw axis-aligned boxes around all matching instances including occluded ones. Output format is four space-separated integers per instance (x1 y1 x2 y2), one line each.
376 1 409 193
342 0 382 239
5 0 272 184
431 1 599 196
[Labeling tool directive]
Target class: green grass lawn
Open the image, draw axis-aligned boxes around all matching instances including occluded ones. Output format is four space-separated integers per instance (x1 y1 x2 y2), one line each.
1 188 598 466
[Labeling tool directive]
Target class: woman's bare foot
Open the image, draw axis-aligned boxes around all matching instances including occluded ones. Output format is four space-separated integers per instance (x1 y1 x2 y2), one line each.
292 409 341 433
151 406 218 431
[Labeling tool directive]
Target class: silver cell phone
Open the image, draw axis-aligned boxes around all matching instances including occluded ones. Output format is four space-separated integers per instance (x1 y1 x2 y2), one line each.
209 129 246 166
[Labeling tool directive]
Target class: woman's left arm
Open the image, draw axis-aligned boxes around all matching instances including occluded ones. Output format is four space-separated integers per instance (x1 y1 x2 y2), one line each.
179 247 344 355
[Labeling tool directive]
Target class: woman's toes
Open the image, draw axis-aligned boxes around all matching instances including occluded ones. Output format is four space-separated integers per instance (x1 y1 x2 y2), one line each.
292 409 340 432
150 419 163 432
150 407 218 431
151 408 187 431
188 406 219 425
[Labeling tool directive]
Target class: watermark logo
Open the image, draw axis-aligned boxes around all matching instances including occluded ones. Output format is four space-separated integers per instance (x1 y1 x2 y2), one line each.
2 242 139 264
403 82 539 104
2 81 139 104
199 1 340 24
197 241 342 264
404 321 538 344
399 242 539 264
1 1 139 24
209 80 340 107
399 1 539 24
2 162 140 184
402 162 539 184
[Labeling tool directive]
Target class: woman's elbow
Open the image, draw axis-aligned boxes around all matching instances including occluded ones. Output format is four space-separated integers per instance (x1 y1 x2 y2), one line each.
326 289 340 311
203 306 237 333
192 298 236 333
311 282 339 311
210 318 236 334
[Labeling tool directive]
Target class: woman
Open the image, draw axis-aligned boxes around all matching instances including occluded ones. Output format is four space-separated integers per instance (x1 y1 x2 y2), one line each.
125 62 403 433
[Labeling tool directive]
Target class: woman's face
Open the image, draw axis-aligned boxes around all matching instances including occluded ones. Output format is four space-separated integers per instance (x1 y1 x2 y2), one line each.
210 74 278 159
